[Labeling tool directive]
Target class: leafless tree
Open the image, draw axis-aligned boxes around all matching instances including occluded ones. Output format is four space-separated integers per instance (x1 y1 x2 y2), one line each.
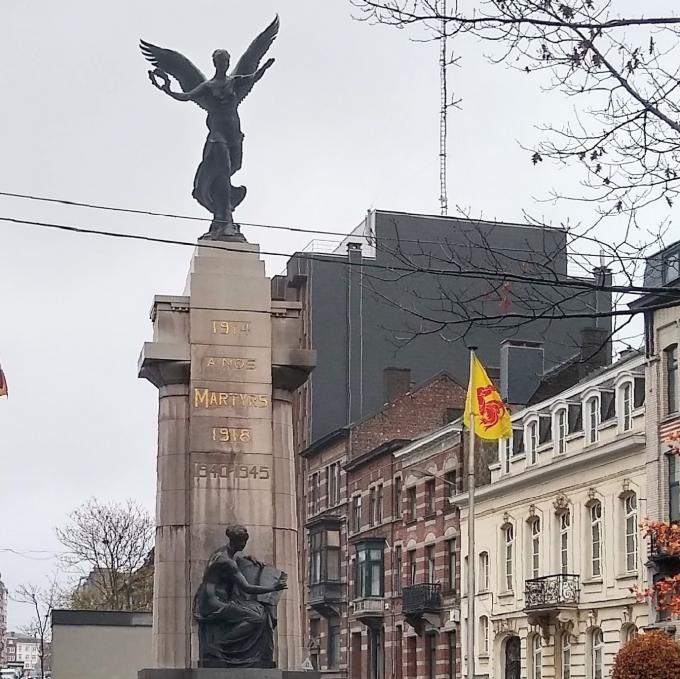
353 1 680 223
56 498 154 611
14 577 60 679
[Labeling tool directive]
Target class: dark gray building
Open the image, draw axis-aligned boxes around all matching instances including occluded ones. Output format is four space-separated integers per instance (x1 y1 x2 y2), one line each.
273 209 612 449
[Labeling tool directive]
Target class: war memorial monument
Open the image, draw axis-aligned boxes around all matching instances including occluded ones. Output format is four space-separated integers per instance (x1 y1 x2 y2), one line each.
137 16 316 678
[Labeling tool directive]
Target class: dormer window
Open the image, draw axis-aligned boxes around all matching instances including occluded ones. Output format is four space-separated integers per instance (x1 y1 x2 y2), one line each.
554 408 567 455
663 249 680 284
526 420 539 465
584 395 600 445
619 381 633 432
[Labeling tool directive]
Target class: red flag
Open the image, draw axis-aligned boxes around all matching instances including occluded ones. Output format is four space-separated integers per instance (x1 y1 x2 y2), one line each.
0 365 8 397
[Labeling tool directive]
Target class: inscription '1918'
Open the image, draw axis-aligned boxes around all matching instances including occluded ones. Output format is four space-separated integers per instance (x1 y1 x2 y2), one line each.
205 357 256 370
194 463 270 480
212 320 251 335
194 388 269 409
212 427 251 443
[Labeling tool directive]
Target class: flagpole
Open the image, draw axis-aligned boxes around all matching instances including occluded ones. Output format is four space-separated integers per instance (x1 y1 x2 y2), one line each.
467 347 476 679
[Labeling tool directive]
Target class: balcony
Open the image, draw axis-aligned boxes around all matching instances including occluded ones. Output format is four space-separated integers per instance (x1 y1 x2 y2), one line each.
308 581 344 617
402 583 442 635
352 596 385 628
648 533 680 577
524 574 579 627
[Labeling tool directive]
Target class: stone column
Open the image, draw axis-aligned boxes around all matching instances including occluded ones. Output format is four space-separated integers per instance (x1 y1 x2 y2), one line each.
139 242 315 671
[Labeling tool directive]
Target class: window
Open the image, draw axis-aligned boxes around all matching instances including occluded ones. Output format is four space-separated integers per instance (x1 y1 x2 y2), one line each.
666 345 678 414
560 511 571 573
479 551 489 591
555 408 567 455
531 635 542 679
351 495 361 533
394 476 402 518
502 436 513 473
447 631 456 679
394 545 403 594
426 544 436 582
447 539 457 592
408 550 417 586
671 455 680 523
620 382 633 432
479 616 489 656
530 518 541 579
328 618 340 670
590 502 602 577
590 628 604 679
310 472 320 513
308 528 340 584
527 421 539 464
444 470 457 498
407 487 417 522
561 634 571 679
369 487 377 526
377 484 384 523
425 479 436 516
357 541 384 597
586 396 600 444
426 633 437 679
503 524 514 591
663 250 680 283
624 494 638 572
328 463 339 506
622 624 637 645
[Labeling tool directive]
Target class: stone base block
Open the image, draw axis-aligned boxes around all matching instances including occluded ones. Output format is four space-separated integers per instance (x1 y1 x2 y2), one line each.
139 671 318 679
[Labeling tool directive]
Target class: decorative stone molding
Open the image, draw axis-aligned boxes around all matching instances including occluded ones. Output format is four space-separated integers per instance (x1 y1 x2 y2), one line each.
553 493 570 512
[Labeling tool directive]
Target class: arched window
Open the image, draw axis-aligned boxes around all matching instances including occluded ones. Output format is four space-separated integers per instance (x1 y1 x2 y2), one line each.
585 396 600 444
624 494 638 572
479 616 489 656
530 518 541 579
555 408 567 455
530 634 542 679
560 511 571 574
527 421 539 465
619 382 633 432
589 628 604 679
479 551 489 592
503 524 514 591
665 344 678 415
561 633 571 679
590 501 603 577
621 624 637 646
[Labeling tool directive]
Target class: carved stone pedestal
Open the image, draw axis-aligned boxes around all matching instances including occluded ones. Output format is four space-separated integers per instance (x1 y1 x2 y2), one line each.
138 241 315 671
139 670 316 679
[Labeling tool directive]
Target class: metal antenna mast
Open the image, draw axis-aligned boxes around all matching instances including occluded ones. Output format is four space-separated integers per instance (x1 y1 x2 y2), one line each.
438 0 449 215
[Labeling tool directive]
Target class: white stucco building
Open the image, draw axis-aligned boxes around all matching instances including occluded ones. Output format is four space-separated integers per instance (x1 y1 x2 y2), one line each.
457 351 647 679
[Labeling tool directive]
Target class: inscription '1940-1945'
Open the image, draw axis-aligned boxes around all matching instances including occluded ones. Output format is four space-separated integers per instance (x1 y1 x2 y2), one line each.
194 388 269 409
194 463 270 480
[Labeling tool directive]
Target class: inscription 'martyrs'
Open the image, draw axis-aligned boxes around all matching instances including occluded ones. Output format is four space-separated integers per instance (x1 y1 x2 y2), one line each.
205 357 256 370
194 388 269 409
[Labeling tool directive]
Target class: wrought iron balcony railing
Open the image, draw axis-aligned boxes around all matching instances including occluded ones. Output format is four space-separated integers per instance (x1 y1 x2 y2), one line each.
524 574 580 610
402 583 443 616
308 581 344 604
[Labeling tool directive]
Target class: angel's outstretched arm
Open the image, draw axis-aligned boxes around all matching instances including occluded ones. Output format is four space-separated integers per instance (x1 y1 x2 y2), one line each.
148 70 208 102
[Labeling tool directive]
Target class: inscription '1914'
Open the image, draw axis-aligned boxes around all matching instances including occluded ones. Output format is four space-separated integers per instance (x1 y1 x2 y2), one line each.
212 320 251 335
194 388 269 409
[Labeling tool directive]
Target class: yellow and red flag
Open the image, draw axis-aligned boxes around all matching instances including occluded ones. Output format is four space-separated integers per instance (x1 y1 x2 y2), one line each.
463 353 511 440
0 365 7 398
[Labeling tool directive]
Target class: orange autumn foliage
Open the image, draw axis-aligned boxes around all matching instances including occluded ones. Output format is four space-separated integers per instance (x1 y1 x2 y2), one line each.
612 631 680 679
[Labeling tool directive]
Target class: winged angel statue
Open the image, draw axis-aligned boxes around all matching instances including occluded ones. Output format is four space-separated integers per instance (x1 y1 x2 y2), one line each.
140 17 279 241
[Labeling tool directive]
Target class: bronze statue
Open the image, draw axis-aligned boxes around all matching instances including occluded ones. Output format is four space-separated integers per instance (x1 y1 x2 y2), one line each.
193 525 287 668
140 17 279 241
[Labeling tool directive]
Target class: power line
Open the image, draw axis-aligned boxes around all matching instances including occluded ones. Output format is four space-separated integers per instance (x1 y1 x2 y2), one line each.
0 189 664 262
1 213 678 303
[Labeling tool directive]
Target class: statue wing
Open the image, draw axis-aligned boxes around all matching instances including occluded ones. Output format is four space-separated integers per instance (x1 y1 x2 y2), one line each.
231 15 280 103
140 40 207 93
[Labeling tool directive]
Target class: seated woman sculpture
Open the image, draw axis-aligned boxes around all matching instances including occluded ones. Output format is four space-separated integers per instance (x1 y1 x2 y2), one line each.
193 524 287 668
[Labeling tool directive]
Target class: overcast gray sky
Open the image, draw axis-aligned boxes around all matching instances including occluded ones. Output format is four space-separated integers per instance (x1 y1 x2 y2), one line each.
0 0 675 629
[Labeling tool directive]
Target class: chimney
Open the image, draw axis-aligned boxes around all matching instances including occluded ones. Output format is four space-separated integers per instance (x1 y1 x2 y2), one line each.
500 340 544 406
579 327 611 378
383 367 411 404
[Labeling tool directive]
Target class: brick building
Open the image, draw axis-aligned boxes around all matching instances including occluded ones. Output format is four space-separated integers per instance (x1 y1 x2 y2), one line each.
299 370 484 679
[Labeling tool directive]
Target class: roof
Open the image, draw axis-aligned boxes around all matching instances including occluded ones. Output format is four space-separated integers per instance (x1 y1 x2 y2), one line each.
51 609 152 627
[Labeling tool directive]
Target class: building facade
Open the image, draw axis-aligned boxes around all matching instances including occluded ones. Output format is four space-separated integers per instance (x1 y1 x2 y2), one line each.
273 209 612 451
0 573 7 666
5 632 41 671
456 352 648 679
299 371 469 679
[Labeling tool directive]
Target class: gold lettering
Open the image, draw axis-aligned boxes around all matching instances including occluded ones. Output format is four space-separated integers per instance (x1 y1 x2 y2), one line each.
206 358 216 367
218 393 227 406
194 388 209 408
208 392 218 407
